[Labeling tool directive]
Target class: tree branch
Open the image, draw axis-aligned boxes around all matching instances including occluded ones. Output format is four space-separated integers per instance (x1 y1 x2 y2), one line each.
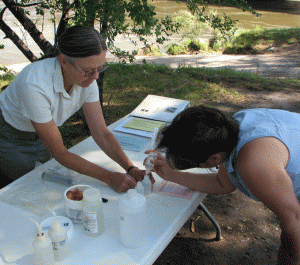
11 2 44 8
2 0 55 56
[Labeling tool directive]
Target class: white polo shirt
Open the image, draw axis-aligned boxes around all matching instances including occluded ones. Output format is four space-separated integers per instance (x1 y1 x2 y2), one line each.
0 58 99 132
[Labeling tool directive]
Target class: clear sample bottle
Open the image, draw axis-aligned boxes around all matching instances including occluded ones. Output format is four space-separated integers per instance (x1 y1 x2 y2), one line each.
29 218 55 265
118 189 147 248
145 152 158 175
47 209 69 262
142 175 152 196
82 187 105 237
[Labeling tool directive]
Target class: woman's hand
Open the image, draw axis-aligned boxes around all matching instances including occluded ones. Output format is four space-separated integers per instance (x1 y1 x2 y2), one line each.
128 167 155 184
107 172 137 193
144 150 174 181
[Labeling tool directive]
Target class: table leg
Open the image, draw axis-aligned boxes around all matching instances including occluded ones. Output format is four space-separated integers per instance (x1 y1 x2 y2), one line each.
197 202 222 241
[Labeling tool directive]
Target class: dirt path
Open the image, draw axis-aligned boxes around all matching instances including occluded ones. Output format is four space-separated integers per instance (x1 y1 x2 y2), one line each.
153 46 300 264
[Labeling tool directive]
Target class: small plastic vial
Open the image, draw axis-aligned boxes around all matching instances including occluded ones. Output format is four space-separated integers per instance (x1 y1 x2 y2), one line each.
145 152 158 175
82 188 104 237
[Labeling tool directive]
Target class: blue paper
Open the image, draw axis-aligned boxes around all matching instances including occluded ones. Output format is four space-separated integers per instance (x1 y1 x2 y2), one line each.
114 133 148 152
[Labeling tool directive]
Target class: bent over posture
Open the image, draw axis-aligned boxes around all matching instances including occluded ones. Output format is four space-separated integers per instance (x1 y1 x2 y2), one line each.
0 26 145 192
148 106 300 264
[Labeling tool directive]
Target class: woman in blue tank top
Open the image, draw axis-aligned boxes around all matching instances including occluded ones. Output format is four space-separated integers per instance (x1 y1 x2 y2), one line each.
147 105 300 265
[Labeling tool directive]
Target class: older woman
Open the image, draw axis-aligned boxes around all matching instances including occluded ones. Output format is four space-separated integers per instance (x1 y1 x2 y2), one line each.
147 105 300 264
0 26 144 192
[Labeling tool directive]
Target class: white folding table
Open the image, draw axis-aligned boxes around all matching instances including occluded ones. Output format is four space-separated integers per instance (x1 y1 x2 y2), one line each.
0 116 220 265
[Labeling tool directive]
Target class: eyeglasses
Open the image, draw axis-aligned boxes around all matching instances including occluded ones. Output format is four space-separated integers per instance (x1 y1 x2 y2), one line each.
68 60 109 77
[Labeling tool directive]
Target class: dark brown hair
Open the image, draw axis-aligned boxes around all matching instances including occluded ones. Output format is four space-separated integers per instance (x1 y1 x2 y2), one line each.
156 105 239 169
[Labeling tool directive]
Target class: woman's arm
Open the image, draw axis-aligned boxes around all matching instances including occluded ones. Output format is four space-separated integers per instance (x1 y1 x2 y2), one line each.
31 118 136 193
82 101 146 182
146 150 236 194
237 137 300 265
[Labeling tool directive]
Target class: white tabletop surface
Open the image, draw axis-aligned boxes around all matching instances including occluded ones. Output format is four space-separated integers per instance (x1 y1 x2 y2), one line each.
0 115 210 265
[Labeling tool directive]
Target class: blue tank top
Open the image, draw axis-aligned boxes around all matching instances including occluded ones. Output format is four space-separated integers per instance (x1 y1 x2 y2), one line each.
223 108 300 201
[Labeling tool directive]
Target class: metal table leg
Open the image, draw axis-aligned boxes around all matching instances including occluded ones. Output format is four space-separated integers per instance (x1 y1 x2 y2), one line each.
197 202 221 241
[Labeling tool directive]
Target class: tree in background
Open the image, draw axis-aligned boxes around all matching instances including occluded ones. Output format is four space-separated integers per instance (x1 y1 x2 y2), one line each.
0 0 259 61
0 0 259 114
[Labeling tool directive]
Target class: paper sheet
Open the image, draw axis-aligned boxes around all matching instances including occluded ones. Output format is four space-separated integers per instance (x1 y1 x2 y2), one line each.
114 117 166 138
154 180 195 200
114 133 148 152
123 118 166 132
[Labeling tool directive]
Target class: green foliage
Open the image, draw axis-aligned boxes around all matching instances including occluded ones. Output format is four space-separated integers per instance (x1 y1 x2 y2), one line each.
166 43 188 55
166 39 208 55
172 10 210 41
187 39 208 51
184 0 260 37
29 0 179 61
8 0 260 62
0 67 14 92
223 27 300 54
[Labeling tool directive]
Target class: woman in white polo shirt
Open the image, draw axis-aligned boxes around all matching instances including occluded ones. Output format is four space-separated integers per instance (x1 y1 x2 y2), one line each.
0 26 144 192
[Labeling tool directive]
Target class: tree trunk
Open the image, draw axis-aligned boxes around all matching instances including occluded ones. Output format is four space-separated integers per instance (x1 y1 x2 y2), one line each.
85 0 96 28
2 0 55 56
0 9 38 62
55 0 71 46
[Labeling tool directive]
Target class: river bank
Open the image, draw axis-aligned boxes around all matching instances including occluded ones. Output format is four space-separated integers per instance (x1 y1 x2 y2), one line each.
4 43 300 81
1 0 300 66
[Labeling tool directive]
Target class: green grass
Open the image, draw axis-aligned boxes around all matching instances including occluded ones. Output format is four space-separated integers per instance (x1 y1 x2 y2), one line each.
2 62 298 148
223 27 300 54
161 27 300 55
0 66 15 91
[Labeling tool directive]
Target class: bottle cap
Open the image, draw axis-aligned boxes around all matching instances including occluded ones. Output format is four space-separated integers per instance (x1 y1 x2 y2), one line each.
127 189 137 199
28 218 47 241
118 189 146 213
83 188 101 203
40 216 73 239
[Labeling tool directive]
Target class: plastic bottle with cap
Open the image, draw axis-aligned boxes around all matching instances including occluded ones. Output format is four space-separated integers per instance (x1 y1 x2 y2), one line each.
28 218 55 265
47 208 69 262
82 187 104 237
118 189 147 248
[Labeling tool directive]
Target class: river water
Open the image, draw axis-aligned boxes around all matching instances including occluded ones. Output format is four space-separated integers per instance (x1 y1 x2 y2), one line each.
0 0 299 66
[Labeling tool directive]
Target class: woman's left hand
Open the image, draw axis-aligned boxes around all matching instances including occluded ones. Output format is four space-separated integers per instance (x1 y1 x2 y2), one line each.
127 167 155 184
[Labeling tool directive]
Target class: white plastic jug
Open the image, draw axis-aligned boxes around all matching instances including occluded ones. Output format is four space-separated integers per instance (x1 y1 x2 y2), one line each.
118 189 147 248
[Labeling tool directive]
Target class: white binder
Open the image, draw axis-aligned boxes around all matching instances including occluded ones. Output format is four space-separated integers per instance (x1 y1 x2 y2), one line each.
129 94 190 122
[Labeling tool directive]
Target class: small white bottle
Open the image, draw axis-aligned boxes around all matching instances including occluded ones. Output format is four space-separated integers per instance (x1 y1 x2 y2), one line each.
118 189 147 248
135 181 145 195
47 209 69 262
82 187 104 237
142 175 152 196
28 218 55 265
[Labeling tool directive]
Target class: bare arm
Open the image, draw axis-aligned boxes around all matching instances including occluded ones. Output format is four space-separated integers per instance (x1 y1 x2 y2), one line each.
82 101 146 182
31 106 137 192
237 137 300 265
146 150 236 194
